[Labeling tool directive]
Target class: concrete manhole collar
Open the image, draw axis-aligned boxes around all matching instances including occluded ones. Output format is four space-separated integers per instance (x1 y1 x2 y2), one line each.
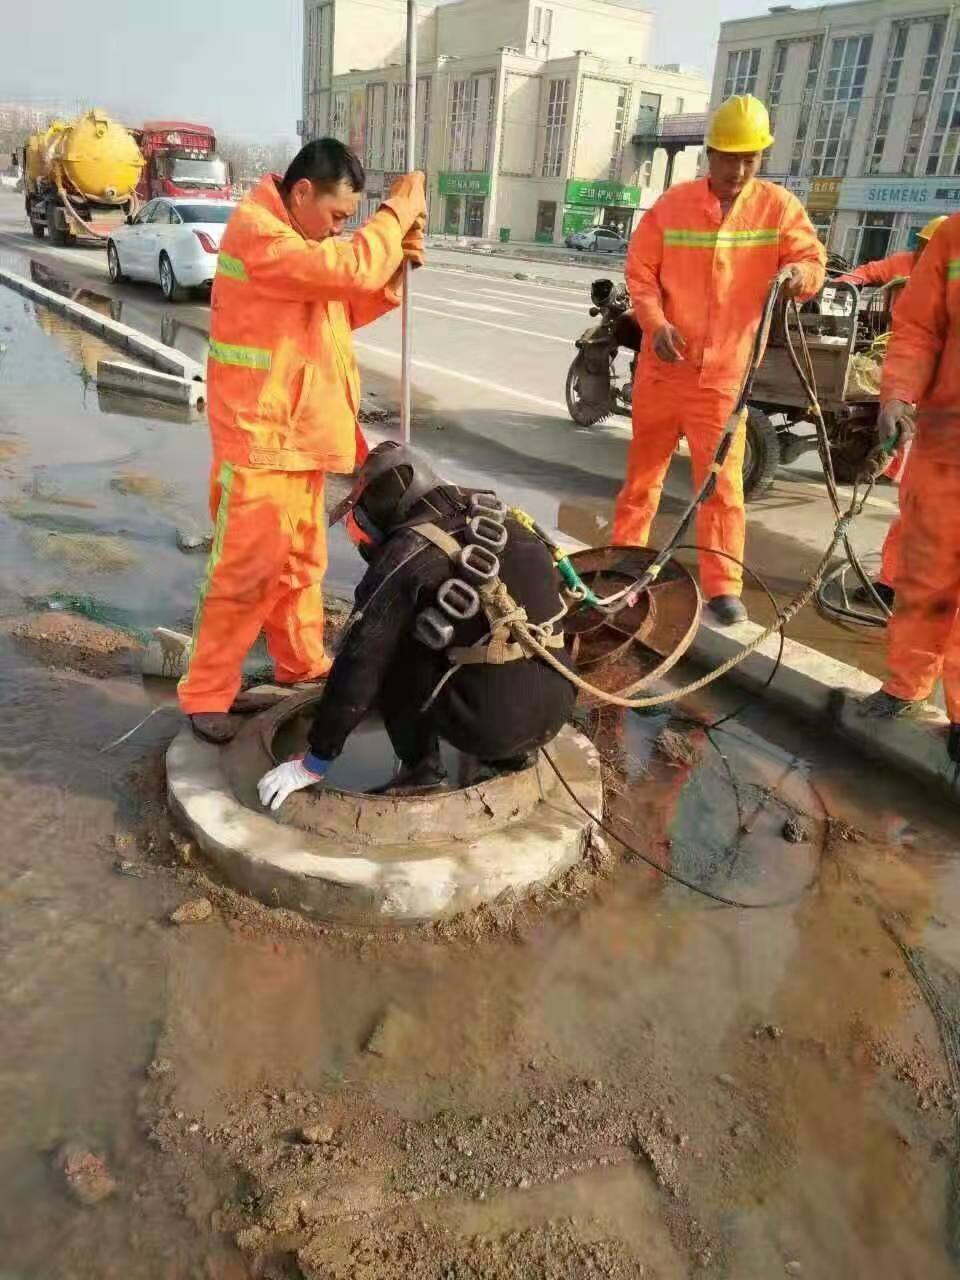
166 699 603 925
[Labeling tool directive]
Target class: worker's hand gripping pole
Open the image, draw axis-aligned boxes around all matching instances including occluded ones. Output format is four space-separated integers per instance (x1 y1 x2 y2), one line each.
399 0 418 445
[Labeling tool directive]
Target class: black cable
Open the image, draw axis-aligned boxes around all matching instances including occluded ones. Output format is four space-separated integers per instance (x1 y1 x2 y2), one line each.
541 744 822 910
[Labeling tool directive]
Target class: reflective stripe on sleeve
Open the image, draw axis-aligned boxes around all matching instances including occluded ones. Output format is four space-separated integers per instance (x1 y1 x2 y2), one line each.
207 339 272 370
948 258 960 281
663 228 780 248
217 252 248 282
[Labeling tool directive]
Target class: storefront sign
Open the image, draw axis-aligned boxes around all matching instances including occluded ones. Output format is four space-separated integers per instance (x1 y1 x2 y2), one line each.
565 179 642 208
562 207 598 235
838 176 960 214
807 177 842 212
438 172 491 196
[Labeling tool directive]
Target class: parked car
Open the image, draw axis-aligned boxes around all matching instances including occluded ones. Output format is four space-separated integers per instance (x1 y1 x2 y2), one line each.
564 226 629 254
106 198 236 301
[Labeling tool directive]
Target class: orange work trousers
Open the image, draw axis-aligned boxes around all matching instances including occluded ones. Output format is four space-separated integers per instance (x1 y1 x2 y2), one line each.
883 446 960 721
178 463 331 715
612 382 745 599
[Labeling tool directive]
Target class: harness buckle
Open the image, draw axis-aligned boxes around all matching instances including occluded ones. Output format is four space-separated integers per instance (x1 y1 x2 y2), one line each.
469 491 507 522
415 607 455 651
437 577 481 622
459 543 500 585
468 514 508 552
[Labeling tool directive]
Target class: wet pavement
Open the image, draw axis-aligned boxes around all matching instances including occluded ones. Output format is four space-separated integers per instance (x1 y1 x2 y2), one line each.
3 206 959 1279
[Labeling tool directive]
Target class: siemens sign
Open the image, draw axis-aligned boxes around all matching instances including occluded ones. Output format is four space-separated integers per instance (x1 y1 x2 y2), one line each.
838 177 960 214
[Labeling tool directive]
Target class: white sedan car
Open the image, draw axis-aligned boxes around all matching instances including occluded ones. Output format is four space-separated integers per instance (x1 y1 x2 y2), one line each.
106 198 236 302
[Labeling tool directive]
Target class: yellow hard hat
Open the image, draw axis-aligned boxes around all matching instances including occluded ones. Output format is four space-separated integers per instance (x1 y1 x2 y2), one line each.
706 95 774 153
917 215 947 243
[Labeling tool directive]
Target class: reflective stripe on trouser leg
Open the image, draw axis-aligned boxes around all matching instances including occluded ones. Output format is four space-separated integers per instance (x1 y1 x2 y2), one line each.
177 466 300 715
611 391 684 546
685 391 745 599
883 449 960 709
264 470 331 685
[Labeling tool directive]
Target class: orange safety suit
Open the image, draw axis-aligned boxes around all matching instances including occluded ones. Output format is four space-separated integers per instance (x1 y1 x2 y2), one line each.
879 213 960 719
178 174 418 715
837 250 915 288
613 178 825 598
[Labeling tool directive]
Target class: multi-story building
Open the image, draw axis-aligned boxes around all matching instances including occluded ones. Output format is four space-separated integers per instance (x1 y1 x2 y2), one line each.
301 0 709 242
714 0 960 263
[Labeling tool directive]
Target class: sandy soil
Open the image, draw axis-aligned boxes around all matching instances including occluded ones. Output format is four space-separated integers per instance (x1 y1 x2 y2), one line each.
8 611 144 677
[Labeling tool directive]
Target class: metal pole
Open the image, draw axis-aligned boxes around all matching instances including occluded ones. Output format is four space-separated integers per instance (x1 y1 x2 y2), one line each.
400 0 418 444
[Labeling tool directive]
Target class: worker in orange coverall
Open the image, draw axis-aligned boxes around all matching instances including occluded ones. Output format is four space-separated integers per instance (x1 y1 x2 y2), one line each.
613 94 825 626
837 216 948 610
178 139 426 742
860 212 960 761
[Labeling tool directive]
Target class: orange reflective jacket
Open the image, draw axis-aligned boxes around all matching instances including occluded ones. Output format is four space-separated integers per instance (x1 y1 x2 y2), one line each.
838 250 915 287
881 213 960 439
627 177 825 393
208 175 406 473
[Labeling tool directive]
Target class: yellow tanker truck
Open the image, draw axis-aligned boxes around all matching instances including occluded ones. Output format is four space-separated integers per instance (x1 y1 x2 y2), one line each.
23 109 144 246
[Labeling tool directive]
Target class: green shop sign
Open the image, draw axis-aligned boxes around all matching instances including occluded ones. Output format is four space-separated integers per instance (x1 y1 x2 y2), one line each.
562 207 597 235
438 172 492 196
565 179 642 208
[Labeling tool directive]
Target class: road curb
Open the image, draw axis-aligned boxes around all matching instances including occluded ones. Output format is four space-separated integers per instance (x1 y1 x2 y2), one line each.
0 267 206 382
688 614 956 797
97 360 206 408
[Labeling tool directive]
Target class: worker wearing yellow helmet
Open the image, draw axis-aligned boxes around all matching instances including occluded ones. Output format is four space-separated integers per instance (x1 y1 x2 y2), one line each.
839 215 948 292
613 94 825 624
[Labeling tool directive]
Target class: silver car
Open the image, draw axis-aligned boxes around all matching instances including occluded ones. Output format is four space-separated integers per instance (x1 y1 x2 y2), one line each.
565 226 629 254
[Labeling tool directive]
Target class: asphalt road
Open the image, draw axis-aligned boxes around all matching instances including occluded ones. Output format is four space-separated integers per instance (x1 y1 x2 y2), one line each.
0 188 896 675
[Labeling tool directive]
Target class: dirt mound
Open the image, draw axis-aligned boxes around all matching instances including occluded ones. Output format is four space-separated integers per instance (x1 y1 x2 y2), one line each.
10 612 143 677
27 529 140 572
110 471 174 500
298 1216 640 1279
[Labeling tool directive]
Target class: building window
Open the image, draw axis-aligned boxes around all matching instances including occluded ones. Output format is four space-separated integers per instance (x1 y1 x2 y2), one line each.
844 210 894 265
789 36 824 176
530 6 552 52
331 91 347 141
810 213 834 245
542 8 553 48
674 96 685 114
304 3 332 136
391 83 407 171
542 78 569 178
448 74 495 172
364 82 386 170
723 48 761 98
609 86 628 181
416 77 432 169
767 42 789 124
869 23 910 175
927 26 960 175
904 20 945 174
809 34 872 177
532 6 542 43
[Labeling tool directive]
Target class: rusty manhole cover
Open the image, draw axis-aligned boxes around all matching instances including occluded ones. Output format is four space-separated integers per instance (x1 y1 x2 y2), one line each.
562 546 701 701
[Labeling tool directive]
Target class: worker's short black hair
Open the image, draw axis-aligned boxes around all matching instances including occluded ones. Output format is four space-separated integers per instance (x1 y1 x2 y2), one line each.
280 139 365 195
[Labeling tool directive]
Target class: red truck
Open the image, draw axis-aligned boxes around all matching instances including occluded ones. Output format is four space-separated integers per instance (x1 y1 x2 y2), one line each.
133 122 231 201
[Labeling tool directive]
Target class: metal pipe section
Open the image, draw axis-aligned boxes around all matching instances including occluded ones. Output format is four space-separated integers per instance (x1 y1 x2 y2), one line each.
400 0 418 444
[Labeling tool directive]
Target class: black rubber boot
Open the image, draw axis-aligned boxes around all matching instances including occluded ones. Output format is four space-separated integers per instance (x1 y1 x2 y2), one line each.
367 755 448 796
859 690 922 720
853 581 895 609
708 595 748 626
190 712 239 744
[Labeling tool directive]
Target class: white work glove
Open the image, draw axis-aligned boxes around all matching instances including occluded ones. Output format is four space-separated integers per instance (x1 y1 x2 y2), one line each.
877 399 915 448
257 755 329 812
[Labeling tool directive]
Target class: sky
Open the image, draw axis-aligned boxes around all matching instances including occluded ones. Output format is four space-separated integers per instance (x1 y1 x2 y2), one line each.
5 0 783 143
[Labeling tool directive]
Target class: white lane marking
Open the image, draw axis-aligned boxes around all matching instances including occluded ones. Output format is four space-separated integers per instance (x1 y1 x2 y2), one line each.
422 264 591 296
413 291 514 315
354 340 567 413
475 287 586 312
413 303 569 344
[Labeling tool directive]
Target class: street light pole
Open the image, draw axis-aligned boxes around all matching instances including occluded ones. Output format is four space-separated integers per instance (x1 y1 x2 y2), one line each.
400 0 418 444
